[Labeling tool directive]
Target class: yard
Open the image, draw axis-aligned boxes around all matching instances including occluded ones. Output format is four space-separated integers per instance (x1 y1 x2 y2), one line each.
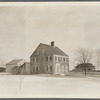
0 73 100 98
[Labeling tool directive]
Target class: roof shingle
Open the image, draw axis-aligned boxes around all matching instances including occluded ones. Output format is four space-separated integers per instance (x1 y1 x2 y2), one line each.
6 59 24 65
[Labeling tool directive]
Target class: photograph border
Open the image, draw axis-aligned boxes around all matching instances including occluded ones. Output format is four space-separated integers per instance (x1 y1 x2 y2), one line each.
0 1 100 100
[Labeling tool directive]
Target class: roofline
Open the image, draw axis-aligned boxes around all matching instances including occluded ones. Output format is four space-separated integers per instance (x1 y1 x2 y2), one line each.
30 43 42 58
6 59 25 65
30 43 69 57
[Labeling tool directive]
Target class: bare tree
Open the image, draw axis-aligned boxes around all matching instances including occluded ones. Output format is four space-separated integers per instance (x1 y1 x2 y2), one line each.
75 48 93 75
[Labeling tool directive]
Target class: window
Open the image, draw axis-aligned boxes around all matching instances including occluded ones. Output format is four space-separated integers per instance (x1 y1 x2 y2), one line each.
50 66 52 71
50 56 52 61
46 57 48 61
34 58 36 63
35 66 38 72
66 58 68 62
58 57 62 61
47 56 52 61
48 56 50 61
58 57 60 61
36 58 38 62
55 56 58 62
47 65 52 72
47 66 48 71
55 56 57 61
33 58 34 62
34 58 38 62
63 57 65 62
61 57 62 61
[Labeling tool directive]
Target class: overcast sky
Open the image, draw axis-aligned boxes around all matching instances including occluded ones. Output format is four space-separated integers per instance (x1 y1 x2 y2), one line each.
0 3 100 69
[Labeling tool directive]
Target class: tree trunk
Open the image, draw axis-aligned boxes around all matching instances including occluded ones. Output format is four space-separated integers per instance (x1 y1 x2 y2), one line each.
84 63 87 75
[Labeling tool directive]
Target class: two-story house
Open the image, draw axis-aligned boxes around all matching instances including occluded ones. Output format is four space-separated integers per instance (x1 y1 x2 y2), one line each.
30 42 69 75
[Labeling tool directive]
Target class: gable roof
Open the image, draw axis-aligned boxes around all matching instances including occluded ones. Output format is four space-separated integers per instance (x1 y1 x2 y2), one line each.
6 59 24 65
31 43 68 57
0 67 5 69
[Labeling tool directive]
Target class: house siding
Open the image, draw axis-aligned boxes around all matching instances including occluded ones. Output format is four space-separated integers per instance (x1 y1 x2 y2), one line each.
6 64 17 73
18 62 30 75
30 50 54 74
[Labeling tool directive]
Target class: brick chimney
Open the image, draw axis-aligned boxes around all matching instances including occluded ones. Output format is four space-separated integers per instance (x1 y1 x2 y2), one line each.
51 41 55 47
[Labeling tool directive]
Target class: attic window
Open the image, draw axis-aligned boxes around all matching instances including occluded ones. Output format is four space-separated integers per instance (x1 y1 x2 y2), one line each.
42 49 45 54
37 50 39 55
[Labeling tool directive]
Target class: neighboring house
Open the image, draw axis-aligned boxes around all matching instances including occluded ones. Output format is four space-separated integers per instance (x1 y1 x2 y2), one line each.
30 42 69 75
73 63 95 72
6 59 25 74
0 64 6 72
0 67 5 72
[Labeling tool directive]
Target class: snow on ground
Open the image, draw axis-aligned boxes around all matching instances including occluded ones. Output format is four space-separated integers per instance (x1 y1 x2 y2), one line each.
0 74 100 98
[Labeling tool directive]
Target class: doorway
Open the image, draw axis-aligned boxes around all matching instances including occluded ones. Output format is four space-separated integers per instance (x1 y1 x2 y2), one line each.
56 64 60 74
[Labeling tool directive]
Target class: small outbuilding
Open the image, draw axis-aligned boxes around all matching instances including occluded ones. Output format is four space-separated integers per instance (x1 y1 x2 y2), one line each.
0 67 5 72
6 59 25 74
18 62 30 75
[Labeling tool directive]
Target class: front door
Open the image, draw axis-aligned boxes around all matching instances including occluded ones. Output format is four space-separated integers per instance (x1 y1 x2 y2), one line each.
56 64 60 74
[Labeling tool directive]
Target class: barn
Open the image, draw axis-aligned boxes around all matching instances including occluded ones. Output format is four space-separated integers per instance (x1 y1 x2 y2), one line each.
6 59 30 74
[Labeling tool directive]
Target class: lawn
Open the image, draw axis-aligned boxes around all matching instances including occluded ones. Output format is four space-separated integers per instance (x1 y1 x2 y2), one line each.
0 74 100 98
